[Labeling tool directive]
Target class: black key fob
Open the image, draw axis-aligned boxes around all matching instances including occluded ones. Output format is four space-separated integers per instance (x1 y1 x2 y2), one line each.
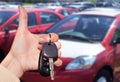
38 42 58 76
39 49 50 76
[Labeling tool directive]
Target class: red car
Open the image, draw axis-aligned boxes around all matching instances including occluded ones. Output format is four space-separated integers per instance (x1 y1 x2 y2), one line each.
21 8 120 82
43 7 79 17
0 8 64 62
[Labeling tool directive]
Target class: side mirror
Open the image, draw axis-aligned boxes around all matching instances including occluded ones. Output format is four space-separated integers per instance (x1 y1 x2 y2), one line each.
4 27 9 34
4 24 18 34
8 24 18 30
111 37 120 46
114 37 120 44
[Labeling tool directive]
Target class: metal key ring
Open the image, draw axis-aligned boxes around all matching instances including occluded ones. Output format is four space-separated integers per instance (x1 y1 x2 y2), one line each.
49 33 52 44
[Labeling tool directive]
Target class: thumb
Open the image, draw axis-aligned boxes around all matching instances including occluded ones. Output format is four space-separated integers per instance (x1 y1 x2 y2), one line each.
17 6 29 34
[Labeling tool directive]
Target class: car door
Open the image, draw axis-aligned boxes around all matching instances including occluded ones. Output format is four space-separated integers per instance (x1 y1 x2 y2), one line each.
0 12 39 56
59 9 69 16
38 12 62 32
27 12 41 34
110 23 120 81
0 14 19 56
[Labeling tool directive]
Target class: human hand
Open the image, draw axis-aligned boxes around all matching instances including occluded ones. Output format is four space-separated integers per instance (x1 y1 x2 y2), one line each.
1 6 62 78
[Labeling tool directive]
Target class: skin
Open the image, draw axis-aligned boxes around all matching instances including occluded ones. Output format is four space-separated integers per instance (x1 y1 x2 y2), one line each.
0 6 62 78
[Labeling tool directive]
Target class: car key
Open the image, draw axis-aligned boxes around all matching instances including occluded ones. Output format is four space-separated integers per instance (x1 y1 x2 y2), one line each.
38 42 58 80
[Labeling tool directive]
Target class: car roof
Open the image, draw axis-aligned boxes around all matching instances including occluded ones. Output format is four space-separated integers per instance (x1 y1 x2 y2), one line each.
71 1 94 5
0 8 57 13
40 6 63 10
75 7 120 17
0 8 18 12
43 7 72 10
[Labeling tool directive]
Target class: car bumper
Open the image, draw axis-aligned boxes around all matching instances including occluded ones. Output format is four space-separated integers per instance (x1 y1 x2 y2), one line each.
21 69 95 82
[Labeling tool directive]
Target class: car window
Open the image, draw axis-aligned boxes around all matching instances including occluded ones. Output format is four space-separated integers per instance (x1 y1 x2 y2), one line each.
74 15 113 41
96 3 104 7
11 17 19 25
11 13 37 27
0 11 15 25
39 12 60 24
28 13 37 26
111 23 120 45
83 3 94 7
47 15 114 41
48 15 79 33
59 10 69 16
3 13 37 31
70 9 77 14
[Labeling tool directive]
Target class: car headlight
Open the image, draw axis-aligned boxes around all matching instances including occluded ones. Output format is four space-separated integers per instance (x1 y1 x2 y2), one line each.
65 56 96 70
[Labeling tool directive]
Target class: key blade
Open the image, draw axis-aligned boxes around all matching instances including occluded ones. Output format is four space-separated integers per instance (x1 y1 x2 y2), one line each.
49 58 54 80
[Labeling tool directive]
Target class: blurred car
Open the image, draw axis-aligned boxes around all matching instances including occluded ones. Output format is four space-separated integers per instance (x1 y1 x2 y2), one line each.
22 8 120 82
67 1 95 11
0 1 9 9
8 1 23 5
0 8 64 62
60 2 71 7
95 2 113 7
34 2 62 8
43 7 79 17
7 1 23 8
34 3 49 8
112 2 120 8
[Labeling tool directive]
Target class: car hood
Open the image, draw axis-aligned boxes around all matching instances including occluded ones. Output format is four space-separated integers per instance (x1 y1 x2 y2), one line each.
60 39 105 58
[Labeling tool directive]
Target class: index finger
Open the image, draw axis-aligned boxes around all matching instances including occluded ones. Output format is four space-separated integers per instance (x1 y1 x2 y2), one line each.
38 33 59 44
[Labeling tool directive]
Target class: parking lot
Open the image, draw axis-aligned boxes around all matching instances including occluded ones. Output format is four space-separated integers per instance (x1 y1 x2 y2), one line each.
1 0 120 82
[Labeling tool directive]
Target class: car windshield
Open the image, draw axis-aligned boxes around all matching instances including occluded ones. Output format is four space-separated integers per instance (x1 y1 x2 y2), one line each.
47 14 114 42
0 11 15 25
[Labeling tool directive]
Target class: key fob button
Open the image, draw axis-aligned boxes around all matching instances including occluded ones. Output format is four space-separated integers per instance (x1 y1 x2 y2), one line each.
43 67 49 73
43 62 49 67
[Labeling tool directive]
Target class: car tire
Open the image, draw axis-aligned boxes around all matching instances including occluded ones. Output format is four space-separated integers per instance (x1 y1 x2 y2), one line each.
94 69 113 82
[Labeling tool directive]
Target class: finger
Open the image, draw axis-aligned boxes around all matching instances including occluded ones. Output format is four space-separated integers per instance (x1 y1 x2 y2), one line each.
38 41 61 50
54 58 63 67
17 6 28 34
58 50 61 57
55 41 61 50
49 33 59 42
38 33 59 44
54 50 62 67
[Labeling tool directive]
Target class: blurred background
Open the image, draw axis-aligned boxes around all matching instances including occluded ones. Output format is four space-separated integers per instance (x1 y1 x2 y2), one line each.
0 0 120 3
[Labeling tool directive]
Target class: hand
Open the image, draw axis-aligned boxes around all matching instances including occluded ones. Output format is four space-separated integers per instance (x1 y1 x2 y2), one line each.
0 6 62 78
